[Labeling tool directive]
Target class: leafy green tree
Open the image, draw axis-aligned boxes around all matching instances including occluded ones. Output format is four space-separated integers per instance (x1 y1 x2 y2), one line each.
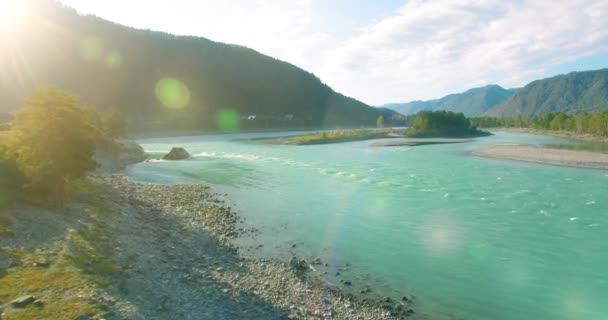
9 88 101 206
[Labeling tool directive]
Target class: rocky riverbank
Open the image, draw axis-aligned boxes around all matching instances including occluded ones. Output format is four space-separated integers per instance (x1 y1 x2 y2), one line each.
0 173 422 319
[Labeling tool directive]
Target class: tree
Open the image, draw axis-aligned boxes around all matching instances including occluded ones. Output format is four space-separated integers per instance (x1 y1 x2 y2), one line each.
103 107 127 138
407 111 480 137
376 116 384 128
9 88 101 206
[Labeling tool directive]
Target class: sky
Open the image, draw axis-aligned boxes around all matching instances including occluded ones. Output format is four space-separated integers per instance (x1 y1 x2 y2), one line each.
57 0 608 106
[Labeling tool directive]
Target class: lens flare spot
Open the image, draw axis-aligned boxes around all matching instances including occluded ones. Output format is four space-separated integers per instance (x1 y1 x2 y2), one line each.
105 51 123 70
216 109 240 133
155 78 191 109
562 293 594 319
419 213 464 256
79 36 103 62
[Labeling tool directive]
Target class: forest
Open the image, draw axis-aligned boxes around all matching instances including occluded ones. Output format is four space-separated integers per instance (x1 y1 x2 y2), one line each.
471 112 608 137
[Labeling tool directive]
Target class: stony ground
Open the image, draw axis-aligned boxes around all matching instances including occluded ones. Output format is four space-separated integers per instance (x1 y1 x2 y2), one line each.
473 144 608 169
0 174 424 319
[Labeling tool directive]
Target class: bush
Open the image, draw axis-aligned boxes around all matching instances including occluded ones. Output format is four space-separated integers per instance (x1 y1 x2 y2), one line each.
7 88 102 207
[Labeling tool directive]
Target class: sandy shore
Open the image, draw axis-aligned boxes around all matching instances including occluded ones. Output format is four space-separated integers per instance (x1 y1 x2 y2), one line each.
488 128 608 143
371 138 474 147
473 145 608 169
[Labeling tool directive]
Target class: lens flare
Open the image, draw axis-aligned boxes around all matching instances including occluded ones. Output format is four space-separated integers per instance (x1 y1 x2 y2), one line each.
419 213 464 256
562 293 594 319
155 78 191 109
216 109 240 133
78 36 103 62
0 0 27 39
105 51 123 70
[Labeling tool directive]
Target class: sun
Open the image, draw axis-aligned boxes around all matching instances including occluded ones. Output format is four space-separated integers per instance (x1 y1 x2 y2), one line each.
0 0 28 38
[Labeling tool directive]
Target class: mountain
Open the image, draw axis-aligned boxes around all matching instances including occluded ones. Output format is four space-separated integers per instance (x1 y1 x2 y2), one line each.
381 101 435 116
0 0 401 132
484 69 608 117
382 85 513 117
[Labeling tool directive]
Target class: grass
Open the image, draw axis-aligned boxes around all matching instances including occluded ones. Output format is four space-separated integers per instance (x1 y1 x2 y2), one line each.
69 179 111 207
65 228 121 278
0 249 100 320
2 299 97 320
0 215 120 319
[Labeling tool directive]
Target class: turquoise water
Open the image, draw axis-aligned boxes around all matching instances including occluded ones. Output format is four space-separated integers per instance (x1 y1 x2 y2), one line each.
127 131 608 320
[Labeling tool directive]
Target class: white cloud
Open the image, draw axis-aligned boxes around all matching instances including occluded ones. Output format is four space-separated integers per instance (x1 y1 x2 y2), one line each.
318 0 608 104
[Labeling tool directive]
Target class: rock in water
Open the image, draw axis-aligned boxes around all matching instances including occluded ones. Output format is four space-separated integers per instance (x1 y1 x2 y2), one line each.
163 147 190 160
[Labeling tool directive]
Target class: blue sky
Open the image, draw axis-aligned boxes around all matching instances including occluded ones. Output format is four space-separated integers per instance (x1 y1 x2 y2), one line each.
58 0 608 105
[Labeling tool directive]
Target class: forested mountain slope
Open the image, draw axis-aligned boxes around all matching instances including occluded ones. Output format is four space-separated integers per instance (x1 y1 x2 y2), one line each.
383 85 512 117
485 69 608 117
0 0 400 132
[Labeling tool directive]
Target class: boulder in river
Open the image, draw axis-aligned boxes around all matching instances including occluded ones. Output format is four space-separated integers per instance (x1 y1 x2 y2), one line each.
163 147 190 160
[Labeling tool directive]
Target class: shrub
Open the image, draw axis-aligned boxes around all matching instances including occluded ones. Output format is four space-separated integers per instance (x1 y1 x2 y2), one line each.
8 88 102 207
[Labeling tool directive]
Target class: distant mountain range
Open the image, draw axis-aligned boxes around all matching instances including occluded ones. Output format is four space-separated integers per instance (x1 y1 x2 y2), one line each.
0 0 400 132
383 69 608 117
382 85 513 117
484 69 608 117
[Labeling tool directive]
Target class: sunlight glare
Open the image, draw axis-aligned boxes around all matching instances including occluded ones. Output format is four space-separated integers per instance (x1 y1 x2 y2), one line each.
0 0 27 40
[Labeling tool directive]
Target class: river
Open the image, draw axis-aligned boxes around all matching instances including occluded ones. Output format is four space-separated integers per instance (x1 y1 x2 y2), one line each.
127 131 608 320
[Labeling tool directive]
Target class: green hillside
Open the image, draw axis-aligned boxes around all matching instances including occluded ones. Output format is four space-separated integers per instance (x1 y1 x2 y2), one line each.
485 69 608 117
0 0 401 133
383 85 512 117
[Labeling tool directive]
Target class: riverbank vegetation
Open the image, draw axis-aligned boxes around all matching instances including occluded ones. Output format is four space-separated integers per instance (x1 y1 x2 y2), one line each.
0 88 127 208
471 112 608 137
265 111 488 145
